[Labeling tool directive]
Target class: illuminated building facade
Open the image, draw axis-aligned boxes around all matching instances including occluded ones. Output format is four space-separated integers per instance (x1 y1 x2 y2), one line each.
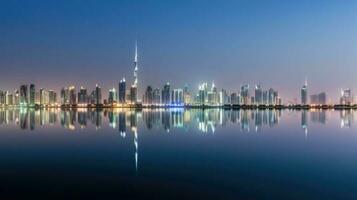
340 89 353 105
119 78 126 104
301 79 308 105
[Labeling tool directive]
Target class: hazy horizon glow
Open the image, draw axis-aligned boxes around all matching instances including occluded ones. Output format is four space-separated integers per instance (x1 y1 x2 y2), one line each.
0 0 357 102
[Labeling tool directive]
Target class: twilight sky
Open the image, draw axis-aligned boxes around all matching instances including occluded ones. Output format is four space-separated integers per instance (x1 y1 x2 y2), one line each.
0 0 356 102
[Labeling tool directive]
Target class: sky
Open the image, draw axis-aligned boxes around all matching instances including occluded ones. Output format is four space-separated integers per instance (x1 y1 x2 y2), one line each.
0 0 356 102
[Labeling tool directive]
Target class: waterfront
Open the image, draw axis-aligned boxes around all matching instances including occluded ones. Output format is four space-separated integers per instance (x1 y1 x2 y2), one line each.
0 109 357 199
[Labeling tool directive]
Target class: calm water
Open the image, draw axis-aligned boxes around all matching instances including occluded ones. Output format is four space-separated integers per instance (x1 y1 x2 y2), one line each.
0 108 357 199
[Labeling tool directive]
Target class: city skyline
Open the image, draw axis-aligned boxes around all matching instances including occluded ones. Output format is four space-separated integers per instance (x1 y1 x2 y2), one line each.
2 1 357 199
0 1 357 101
0 42 355 106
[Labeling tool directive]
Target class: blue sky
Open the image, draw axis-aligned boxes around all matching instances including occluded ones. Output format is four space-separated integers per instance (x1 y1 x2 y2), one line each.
0 0 356 102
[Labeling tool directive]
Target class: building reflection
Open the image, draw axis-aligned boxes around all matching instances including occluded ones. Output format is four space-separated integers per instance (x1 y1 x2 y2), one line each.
310 110 326 124
340 110 354 128
301 110 308 138
0 108 355 133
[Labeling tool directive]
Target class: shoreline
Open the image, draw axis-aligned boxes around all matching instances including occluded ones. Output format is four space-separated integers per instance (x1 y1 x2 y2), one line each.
1 104 357 110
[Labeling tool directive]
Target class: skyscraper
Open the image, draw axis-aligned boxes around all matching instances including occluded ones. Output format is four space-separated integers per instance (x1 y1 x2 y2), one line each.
29 84 35 106
301 78 308 105
255 84 262 105
130 41 139 103
95 84 102 105
133 41 138 87
69 86 76 105
130 86 138 104
19 85 28 106
197 83 208 104
48 90 56 105
144 86 153 105
108 88 117 104
340 89 352 105
6 92 13 106
162 82 171 105
78 86 87 105
219 89 228 105
153 88 161 105
268 88 277 105
14 90 19 105
0 91 4 105
172 89 184 105
60 88 67 105
40 88 46 105
119 78 126 104
230 93 238 104
183 84 191 105
240 84 250 105
310 92 327 105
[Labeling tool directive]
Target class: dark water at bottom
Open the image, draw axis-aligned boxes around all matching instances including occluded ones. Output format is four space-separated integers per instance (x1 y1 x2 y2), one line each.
0 108 356 199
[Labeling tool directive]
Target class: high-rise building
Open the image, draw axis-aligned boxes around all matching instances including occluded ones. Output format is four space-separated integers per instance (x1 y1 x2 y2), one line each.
340 89 352 105
35 91 40 104
172 89 184 105
0 91 5 105
211 82 218 105
60 88 67 105
130 85 137 104
69 86 76 105
310 92 326 105
40 88 46 105
207 91 216 105
162 82 171 105
40 88 50 105
197 83 209 104
301 78 308 105
153 88 161 105
262 91 268 105
95 84 102 105
119 78 126 104
19 85 28 106
78 86 87 105
108 88 117 104
230 93 238 104
49 90 56 105
240 84 250 105
6 92 13 106
133 41 138 87
144 86 153 104
14 90 19 105
183 84 191 105
89 91 95 104
29 84 35 106
268 88 273 105
219 89 229 105
318 92 326 105
130 41 139 103
255 84 263 105
273 91 279 105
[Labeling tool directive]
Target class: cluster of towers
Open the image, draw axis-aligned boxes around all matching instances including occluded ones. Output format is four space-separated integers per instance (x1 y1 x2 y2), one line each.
59 42 140 107
0 84 58 107
300 78 353 105
1 42 357 107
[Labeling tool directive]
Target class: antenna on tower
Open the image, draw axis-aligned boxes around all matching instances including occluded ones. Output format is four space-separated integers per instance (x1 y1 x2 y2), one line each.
304 76 308 86
135 40 138 63
133 40 138 87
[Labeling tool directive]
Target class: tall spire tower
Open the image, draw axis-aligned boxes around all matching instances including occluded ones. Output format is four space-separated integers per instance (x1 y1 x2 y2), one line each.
301 77 308 105
133 40 138 87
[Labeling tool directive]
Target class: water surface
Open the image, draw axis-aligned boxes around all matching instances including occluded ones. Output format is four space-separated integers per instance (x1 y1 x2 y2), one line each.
0 108 356 199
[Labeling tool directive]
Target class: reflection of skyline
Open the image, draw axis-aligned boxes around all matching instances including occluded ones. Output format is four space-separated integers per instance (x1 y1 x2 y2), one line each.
340 110 354 128
0 108 355 133
301 110 330 138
